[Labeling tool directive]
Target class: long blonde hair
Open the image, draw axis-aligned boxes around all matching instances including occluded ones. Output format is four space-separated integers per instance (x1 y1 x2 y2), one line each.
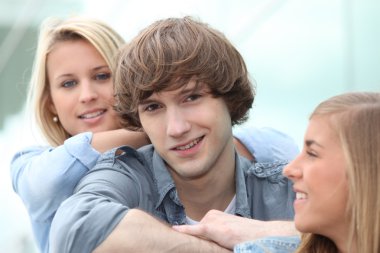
28 16 124 146
296 92 380 253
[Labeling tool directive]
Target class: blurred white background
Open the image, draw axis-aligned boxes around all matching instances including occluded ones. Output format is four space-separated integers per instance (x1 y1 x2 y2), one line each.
1 0 379 252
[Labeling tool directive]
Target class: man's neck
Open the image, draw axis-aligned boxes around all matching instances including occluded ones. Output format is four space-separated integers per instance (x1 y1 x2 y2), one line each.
180 180 235 221
173 140 236 221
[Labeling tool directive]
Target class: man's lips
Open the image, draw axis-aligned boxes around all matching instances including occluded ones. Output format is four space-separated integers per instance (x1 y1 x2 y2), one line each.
171 136 204 151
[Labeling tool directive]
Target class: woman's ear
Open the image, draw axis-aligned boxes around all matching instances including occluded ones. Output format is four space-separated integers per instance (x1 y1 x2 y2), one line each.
48 96 57 115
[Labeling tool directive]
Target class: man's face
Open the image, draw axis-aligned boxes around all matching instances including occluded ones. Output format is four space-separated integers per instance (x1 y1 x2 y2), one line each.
138 81 235 182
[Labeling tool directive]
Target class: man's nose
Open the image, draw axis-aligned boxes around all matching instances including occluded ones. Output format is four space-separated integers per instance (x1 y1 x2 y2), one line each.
166 108 191 138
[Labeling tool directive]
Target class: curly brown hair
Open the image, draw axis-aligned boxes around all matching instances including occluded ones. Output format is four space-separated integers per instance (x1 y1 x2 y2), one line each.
114 16 255 130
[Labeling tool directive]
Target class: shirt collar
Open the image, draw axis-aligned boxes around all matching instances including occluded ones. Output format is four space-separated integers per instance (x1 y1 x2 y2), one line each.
152 148 252 217
152 150 177 209
234 151 252 218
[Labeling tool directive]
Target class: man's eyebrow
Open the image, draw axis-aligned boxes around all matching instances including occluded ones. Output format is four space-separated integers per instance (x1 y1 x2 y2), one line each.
305 139 324 148
139 85 204 105
138 98 155 106
180 87 198 95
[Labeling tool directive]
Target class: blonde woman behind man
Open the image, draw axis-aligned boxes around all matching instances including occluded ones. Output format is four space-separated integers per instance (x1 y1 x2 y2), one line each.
10 16 149 253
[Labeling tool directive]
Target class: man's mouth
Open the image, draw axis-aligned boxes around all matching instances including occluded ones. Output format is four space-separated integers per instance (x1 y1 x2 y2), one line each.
174 136 204 151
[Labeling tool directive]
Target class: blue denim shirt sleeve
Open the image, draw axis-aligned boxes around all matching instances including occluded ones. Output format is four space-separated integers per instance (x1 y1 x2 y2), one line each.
234 236 300 253
9 132 99 253
233 126 299 163
49 146 154 253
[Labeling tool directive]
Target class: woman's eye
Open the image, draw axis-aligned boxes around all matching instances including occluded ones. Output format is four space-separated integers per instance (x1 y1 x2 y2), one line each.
95 72 111 81
306 151 317 158
62 80 77 88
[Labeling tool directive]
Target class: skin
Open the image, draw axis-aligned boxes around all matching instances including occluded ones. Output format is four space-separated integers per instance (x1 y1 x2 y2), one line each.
94 81 238 252
47 39 120 136
93 81 298 252
42 38 279 251
172 209 296 249
283 115 350 253
94 209 232 253
138 81 236 221
138 81 234 180
172 115 350 252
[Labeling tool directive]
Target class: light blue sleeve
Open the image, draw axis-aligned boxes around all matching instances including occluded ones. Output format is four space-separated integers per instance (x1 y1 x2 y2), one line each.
10 132 100 253
233 126 299 163
234 236 300 253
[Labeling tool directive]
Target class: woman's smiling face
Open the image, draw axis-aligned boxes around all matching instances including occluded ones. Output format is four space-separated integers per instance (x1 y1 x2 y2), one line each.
283 115 349 239
47 39 120 136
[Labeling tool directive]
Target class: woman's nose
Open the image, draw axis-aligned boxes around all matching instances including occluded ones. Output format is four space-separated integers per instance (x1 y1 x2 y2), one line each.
283 156 302 181
79 81 98 103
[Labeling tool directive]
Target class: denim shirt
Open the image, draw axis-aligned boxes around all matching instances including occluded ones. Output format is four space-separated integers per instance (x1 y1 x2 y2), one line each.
139 146 294 223
234 236 301 253
50 128 297 253
50 140 296 253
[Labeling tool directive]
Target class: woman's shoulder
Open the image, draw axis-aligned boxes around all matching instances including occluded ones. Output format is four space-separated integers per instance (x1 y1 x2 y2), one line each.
11 145 51 164
233 125 299 163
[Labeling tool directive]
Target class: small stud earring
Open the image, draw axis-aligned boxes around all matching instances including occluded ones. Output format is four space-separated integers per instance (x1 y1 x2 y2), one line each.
53 116 58 123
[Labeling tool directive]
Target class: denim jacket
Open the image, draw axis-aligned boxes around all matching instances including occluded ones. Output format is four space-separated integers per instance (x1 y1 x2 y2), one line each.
234 236 301 253
49 127 298 253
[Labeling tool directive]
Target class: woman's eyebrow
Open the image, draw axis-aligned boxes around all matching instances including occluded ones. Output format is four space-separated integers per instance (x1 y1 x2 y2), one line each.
305 139 324 148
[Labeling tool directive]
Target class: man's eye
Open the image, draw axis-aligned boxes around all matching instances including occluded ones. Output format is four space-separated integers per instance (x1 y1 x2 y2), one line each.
62 80 77 88
186 94 201 102
145 104 161 112
95 73 111 81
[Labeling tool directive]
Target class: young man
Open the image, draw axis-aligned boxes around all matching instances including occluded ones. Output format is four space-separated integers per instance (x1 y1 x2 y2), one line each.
50 16 297 253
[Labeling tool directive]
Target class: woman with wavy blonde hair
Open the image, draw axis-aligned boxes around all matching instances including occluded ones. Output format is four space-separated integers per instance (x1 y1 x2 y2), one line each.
10 16 149 253
29 16 127 145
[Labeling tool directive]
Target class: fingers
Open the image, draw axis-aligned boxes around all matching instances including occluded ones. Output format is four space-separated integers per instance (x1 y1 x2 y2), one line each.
172 224 206 237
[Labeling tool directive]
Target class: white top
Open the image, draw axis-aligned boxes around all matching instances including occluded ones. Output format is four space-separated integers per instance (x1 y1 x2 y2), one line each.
185 195 236 224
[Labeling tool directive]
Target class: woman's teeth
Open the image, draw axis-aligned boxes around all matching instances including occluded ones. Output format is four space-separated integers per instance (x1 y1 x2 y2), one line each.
296 192 307 200
80 110 105 119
